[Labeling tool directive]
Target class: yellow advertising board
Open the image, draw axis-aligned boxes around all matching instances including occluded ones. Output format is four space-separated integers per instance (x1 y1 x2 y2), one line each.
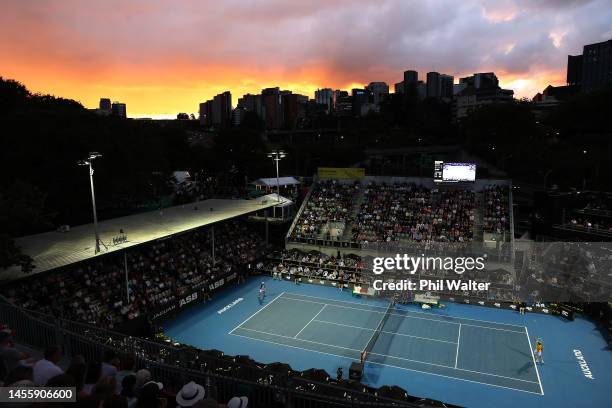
317 167 365 179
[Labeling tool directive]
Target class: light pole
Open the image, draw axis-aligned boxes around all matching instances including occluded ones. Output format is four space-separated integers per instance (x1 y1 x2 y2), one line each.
267 150 286 202
78 152 102 254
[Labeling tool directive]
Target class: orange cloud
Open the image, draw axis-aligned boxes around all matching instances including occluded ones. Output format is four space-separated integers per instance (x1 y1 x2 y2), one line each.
1 0 609 116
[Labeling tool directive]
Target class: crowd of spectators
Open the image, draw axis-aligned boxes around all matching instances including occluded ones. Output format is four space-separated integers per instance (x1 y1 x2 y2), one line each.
290 180 360 240
582 194 611 213
352 183 475 244
174 172 247 204
483 185 510 234
0 331 247 408
567 217 611 232
265 249 366 286
1 221 267 330
289 180 482 245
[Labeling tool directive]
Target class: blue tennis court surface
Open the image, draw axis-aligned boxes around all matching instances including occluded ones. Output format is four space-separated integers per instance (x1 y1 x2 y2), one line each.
230 292 542 394
164 277 612 408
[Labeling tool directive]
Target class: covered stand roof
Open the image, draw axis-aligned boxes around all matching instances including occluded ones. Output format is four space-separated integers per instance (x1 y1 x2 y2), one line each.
1 198 287 282
252 176 300 187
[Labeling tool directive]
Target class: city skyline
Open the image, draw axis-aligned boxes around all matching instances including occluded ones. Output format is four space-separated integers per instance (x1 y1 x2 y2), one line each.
2 0 612 118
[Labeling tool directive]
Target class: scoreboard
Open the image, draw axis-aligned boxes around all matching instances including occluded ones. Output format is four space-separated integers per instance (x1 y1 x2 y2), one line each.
434 161 476 183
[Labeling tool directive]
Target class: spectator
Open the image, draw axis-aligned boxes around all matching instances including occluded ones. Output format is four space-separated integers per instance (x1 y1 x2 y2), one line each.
3 365 34 386
32 345 63 386
83 376 118 408
120 374 138 408
102 350 119 379
115 354 136 394
0 330 32 373
136 381 165 408
65 355 87 397
2 220 266 331
193 399 220 408
83 360 103 395
102 395 129 408
176 381 206 407
135 368 152 390
227 396 249 408
46 373 77 387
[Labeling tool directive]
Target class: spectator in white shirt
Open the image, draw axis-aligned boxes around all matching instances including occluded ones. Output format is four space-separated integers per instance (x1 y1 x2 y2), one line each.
101 350 119 379
33 345 63 386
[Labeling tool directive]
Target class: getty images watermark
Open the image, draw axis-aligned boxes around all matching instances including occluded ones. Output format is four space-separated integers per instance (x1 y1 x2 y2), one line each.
370 254 492 292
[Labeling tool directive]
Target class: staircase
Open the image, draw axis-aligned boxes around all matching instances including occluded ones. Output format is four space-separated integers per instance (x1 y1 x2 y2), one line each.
340 185 366 241
473 192 484 242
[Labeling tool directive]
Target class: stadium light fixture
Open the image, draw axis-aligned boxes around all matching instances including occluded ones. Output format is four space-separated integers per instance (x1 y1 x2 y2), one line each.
78 152 102 254
267 150 286 202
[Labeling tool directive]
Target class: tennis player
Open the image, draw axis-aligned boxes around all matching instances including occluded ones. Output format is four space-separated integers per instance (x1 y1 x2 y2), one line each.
534 337 544 363
258 282 267 300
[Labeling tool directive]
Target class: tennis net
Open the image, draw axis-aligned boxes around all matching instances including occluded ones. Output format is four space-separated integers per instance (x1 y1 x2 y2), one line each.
360 299 394 363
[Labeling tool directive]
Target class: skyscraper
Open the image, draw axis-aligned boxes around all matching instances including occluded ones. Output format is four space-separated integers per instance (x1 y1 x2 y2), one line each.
366 82 389 105
426 72 441 98
403 70 418 93
351 88 371 116
237 93 263 118
99 98 111 112
394 81 404 94
199 100 212 126
440 74 454 99
333 90 352 116
580 39 612 91
199 91 231 128
111 102 126 118
212 91 232 128
315 88 333 112
565 39 612 92
262 87 282 129
567 55 583 86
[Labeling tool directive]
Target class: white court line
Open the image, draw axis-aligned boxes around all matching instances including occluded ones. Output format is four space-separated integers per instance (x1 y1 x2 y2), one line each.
229 331 543 395
234 326 360 352
283 291 526 328
234 326 539 384
312 319 458 344
294 304 327 339
281 294 460 326
455 323 462 368
525 326 545 395
369 350 540 384
460 323 526 334
281 294 525 333
228 291 285 335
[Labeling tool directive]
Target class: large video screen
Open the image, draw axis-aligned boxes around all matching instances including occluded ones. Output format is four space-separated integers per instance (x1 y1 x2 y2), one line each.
434 162 476 182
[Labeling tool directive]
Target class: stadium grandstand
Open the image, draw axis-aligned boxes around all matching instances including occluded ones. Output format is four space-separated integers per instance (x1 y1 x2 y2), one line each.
1 172 611 408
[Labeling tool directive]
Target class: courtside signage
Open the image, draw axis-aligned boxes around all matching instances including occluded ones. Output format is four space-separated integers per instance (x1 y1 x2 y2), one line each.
573 350 595 380
218 297 244 314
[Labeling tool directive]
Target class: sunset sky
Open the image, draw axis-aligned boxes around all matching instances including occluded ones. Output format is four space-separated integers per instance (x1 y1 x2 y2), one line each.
2 0 611 118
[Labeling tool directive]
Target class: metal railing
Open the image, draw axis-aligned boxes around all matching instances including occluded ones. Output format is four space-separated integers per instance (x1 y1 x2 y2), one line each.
0 302 428 408
286 175 318 245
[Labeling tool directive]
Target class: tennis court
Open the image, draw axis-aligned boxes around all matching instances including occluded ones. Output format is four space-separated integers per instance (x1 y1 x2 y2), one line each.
229 291 543 395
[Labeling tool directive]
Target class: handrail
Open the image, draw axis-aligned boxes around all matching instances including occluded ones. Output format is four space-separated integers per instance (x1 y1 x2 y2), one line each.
285 174 318 243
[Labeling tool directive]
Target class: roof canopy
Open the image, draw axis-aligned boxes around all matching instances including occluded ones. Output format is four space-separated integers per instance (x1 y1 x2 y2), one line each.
253 193 293 207
1 198 287 282
252 176 300 187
